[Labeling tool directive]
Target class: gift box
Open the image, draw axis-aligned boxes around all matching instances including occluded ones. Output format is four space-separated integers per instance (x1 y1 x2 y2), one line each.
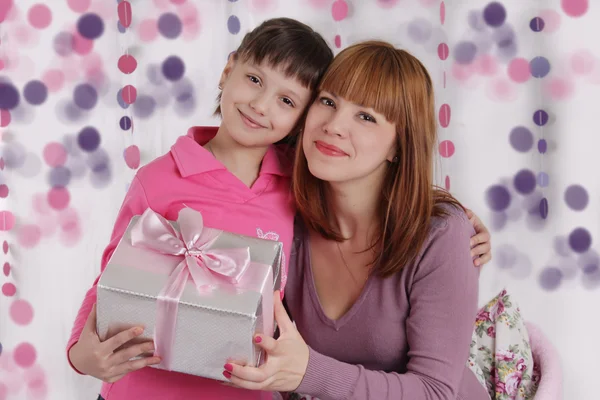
96 207 282 381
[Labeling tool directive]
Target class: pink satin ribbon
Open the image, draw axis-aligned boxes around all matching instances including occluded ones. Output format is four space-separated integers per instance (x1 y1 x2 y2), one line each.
130 207 252 370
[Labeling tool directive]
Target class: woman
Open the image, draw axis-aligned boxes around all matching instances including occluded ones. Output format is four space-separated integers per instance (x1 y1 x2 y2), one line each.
223 41 492 399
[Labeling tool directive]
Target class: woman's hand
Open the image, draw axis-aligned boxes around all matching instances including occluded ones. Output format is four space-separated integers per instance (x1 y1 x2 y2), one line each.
223 291 309 392
466 209 492 267
68 304 161 383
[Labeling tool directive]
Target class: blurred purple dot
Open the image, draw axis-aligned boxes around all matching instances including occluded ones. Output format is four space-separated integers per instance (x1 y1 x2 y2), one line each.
583 264 599 275
78 126 101 152
162 56 185 81
147 64 165 86
533 109 549 126
0 82 20 110
530 56 551 78
530 17 544 32
133 95 156 119
486 185 511 211
1 142 26 169
453 41 477 64
557 256 578 280
64 102 83 121
537 171 549 187
53 32 74 56
496 244 517 269
119 116 132 130
86 148 110 171
509 126 533 152
65 156 87 179
77 13 105 40
117 88 130 109
490 211 508 231
539 267 562 291
74 84 98 110
23 80 48 105
553 236 571 257
511 254 533 279
483 2 506 27
564 184 588 211
537 139 547 154
497 42 518 60
539 197 548 219
407 18 432 44
468 10 486 31
158 13 182 39
578 250 599 271
48 166 72 187
117 21 126 34
513 169 536 194
228 15 241 35
569 227 592 253
91 163 112 189
492 25 515 48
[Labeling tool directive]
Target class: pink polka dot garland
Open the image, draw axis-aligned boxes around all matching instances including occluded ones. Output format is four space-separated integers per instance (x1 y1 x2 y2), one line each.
10 299 34 325
334 35 341 48
440 1 446 24
27 4 52 30
2 282 16 296
438 43 449 60
43 142 67 167
67 0 92 14
138 19 159 42
438 104 451 128
118 1 133 28
439 140 455 158
47 188 70 210
561 0 589 18
508 58 531 83
332 0 348 21
41 69 65 92
444 176 450 191
72 32 93 55
18 224 42 248
0 211 16 231
118 55 137 74
121 85 137 104
0 184 8 198
1 109 11 127
3 262 9 276
3 241 9 254
14 342 37 368
124 145 141 169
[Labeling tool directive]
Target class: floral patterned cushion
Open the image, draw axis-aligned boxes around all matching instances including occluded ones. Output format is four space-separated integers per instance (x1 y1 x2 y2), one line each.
468 289 540 400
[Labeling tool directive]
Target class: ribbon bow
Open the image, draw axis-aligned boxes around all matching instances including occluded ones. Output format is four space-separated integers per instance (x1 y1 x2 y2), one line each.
130 207 252 369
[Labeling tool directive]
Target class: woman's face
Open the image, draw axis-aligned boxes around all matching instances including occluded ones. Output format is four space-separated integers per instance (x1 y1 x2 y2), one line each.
302 90 397 185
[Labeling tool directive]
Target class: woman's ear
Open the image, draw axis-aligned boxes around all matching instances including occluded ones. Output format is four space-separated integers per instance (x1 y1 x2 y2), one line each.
218 54 237 89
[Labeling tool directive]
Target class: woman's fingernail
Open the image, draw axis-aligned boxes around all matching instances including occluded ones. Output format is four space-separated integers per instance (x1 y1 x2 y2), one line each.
223 371 232 379
224 363 233 372
254 336 262 343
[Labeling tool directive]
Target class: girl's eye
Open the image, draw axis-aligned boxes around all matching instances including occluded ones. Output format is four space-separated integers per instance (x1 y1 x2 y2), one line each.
281 97 295 107
359 113 376 123
248 75 260 85
320 97 335 108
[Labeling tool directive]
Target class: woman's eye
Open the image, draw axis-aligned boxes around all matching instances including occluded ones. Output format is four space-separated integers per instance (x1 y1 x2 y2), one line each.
248 75 260 85
281 97 295 107
320 97 335 108
359 113 376 123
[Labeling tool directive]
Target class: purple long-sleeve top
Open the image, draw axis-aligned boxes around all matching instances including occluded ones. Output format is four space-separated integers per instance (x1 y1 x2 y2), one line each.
284 206 490 400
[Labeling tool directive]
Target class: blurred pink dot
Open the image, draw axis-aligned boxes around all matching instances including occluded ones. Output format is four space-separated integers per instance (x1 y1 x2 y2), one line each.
48 188 70 210
544 78 573 100
377 0 400 8
177 1 198 22
3 262 10 276
182 21 200 40
452 62 474 81
474 54 497 76
539 9 561 33
38 214 57 238
508 58 530 83
32 193 52 215
0 0 15 23
3 241 9 254
488 78 517 102
332 0 348 21
570 50 595 75
0 59 4 70
18 224 42 248
62 59 82 82
2 282 16 296
14 24 36 46
60 224 82 247
445 175 450 190
59 208 80 232
171 0 187 4
0 109 11 127
43 142 67 167
0 184 8 198
138 19 159 42
10 299 34 325
153 0 171 9
42 69 65 92
0 211 16 231
67 0 91 13
25 365 48 398
72 32 93 55
125 145 141 169
561 0 588 17
27 4 52 29
440 1 446 24
334 35 341 48
439 140 455 158
438 104 451 128
14 343 37 368
251 0 274 11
